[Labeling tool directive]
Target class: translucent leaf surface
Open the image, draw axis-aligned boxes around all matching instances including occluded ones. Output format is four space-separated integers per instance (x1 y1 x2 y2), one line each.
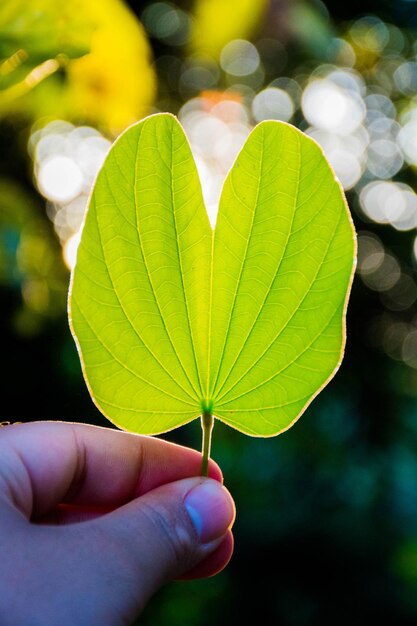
69 113 356 437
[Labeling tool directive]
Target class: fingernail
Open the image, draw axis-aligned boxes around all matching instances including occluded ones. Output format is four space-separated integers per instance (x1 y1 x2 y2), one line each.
185 480 235 544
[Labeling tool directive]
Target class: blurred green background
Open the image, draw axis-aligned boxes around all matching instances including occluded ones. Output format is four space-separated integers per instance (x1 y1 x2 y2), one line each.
3 0 417 623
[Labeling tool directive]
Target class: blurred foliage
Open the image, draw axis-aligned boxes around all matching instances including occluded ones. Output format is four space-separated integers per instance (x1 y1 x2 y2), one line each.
0 0 91 59
0 178 68 334
289 0 337 58
0 0 156 134
189 0 268 59
3 0 417 625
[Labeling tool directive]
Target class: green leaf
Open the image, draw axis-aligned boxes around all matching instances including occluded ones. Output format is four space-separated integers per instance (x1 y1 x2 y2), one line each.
210 121 354 435
69 113 356 438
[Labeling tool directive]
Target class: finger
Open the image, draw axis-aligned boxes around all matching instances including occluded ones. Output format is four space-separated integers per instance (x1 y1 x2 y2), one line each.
37 503 114 525
2 477 235 624
80 476 235 614
0 422 222 518
180 531 234 579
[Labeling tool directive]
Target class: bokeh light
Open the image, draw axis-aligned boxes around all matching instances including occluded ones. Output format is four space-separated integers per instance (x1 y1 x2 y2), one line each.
302 77 365 135
30 121 111 269
220 39 260 77
398 118 417 165
360 181 417 230
179 94 251 225
252 87 294 122
141 2 191 46
37 156 83 203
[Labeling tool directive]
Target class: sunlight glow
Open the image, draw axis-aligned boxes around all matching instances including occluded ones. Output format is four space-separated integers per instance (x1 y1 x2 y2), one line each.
31 121 111 247
302 78 365 135
37 156 83 203
63 229 82 271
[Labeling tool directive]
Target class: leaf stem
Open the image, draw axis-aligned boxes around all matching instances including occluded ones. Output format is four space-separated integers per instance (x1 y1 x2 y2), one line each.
200 411 214 477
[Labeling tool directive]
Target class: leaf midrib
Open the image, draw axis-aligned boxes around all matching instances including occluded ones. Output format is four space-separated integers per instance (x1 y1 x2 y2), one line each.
97 166 199 404
133 122 201 403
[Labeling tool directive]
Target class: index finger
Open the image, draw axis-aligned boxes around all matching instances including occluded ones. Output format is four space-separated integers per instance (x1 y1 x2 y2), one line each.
0 421 222 518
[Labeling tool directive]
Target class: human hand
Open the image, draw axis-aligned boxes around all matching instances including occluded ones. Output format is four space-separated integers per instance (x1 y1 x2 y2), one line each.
0 422 235 625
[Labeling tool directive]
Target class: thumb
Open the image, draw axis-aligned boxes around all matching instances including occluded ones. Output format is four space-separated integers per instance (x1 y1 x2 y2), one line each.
83 476 235 616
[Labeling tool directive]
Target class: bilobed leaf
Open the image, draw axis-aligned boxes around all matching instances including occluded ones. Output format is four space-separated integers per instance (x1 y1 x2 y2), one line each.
69 113 356 438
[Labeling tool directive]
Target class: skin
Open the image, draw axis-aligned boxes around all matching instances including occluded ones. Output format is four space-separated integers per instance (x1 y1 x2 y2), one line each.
0 422 235 626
